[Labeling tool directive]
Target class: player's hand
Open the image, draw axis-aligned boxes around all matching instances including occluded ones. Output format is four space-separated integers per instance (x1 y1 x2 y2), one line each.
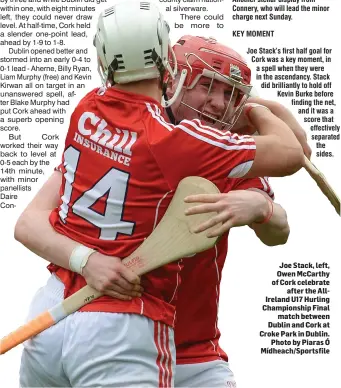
82 252 143 301
184 190 269 237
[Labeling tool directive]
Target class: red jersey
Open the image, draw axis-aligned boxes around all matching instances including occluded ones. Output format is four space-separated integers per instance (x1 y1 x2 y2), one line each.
49 87 256 327
175 177 274 363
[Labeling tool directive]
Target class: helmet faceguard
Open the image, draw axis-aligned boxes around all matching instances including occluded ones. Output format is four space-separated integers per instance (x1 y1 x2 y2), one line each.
168 36 253 130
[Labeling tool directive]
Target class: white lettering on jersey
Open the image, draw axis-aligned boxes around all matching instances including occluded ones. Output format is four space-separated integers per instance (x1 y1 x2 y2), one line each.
78 112 100 136
78 112 138 156
74 133 131 167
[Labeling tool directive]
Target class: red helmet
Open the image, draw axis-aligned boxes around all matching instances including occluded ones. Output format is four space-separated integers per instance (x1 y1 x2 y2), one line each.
169 36 253 129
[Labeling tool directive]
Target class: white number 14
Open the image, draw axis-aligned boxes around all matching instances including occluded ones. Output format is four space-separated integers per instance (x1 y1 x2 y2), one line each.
59 146 135 240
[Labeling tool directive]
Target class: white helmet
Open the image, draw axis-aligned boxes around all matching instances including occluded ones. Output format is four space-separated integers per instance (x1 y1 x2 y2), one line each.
93 1 177 85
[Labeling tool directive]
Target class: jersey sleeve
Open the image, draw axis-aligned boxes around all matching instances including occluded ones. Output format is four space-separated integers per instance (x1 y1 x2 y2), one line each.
148 112 256 188
55 161 63 173
229 176 275 200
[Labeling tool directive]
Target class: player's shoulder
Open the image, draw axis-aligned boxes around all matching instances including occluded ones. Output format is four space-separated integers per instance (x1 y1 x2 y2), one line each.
71 87 101 112
80 87 102 102
142 102 175 147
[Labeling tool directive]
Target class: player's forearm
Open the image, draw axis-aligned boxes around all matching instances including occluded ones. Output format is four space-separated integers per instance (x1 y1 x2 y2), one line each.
249 97 311 158
249 98 300 131
14 209 77 270
246 107 304 178
14 171 78 270
250 202 289 246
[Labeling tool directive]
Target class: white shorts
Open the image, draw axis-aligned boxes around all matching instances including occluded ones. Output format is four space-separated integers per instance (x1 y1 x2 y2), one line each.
175 360 237 388
20 274 175 387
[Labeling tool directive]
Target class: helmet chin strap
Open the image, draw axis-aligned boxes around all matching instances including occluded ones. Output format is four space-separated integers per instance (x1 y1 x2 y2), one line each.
161 69 187 108
164 100 177 124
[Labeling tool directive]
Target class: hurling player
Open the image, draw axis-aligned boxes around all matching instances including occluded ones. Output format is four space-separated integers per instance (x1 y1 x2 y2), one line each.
15 3 305 387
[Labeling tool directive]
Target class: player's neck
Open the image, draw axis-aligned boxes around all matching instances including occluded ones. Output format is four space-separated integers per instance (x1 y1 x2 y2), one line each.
114 79 162 103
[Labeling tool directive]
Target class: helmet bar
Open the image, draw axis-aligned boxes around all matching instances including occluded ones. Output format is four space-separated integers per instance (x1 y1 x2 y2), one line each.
166 42 177 80
184 52 252 95
180 96 246 130
198 73 238 128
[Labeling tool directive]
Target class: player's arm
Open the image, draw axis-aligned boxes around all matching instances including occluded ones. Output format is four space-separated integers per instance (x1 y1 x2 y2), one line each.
248 97 312 159
230 176 289 245
151 112 303 184
14 172 142 300
184 189 289 246
14 171 76 267
243 105 305 178
247 189 289 246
